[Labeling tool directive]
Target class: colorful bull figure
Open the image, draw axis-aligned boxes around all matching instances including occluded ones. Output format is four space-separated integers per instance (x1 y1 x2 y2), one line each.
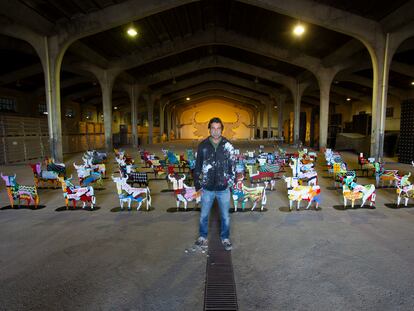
29 162 60 188
245 165 277 190
85 150 107 164
325 149 342 172
57 176 96 209
44 157 66 176
374 162 399 187
186 149 196 171
283 176 321 211
166 150 179 165
82 155 106 178
1 173 39 208
111 175 151 210
289 157 314 175
232 173 267 211
298 149 315 165
396 172 414 206
357 153 375 176
341 174 376 208
115 148 134 165
73 163 103 188
116 157 148 187
140 150 154 167
168 173 201 210
120 168 149 188
289 157 318 186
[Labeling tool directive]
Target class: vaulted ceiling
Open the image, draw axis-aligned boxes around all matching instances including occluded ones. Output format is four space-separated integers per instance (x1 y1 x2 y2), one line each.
0 0 413 111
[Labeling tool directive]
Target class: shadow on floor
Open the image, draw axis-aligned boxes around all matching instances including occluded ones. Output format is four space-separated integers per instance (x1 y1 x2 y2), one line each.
0 205 46 210
55 206 101 212
167 207 201 213
110 206 155 212
384 203 414 209
332 204 376 210
230 207 268 213
278 206 322 212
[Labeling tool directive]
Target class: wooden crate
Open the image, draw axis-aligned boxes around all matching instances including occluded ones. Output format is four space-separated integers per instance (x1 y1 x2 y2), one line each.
0 137 6 164
79 122 86 134
25 136 43 159
87 122 94 134
22 118 41 136
1 116 24 136
4 137 26 162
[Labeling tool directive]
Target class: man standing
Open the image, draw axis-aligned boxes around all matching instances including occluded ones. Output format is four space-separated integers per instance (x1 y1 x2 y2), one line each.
193 117 235 251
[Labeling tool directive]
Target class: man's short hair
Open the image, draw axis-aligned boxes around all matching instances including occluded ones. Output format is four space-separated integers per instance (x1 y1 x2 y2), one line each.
208 117 224 130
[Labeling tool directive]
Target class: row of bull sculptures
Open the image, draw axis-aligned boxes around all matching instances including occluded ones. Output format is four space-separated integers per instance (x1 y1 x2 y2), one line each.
2 147 414 211
325 149 414 208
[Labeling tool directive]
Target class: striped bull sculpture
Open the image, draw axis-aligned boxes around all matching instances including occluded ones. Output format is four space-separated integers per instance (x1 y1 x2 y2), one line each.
232 173 267 211
396 172 414 207
1 173 39 208
341 175 376 208
29 162 60 188
283 176 321 211
168 173 201 210
58 176 96 209
112 175 151 210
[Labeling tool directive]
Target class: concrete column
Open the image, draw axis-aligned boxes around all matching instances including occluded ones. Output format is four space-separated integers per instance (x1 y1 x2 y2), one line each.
98 71 116 152
145 93 155 144
250 112 254 139
254 111 258 138
127 84 144 148
277 94 286 140
293 82 308 145
293 90 301 145
176 113 181 139
171 108 176 140
166 106 172 141
159 99 168 142
318 70 335 150
267 100 272 138
370 35 392 160
41 36 64 162
259 106 264 139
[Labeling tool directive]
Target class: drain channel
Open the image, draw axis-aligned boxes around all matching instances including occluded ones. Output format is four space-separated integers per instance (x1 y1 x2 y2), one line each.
204 202 238 311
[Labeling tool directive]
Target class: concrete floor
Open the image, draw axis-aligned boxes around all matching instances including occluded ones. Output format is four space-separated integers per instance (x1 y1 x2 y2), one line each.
1 141 414 310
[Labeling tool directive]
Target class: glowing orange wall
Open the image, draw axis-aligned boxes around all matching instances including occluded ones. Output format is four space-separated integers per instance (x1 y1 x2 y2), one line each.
179 100 252 139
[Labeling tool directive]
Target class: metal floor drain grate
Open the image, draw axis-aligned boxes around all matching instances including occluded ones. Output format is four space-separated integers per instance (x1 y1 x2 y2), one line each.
204 202 238 311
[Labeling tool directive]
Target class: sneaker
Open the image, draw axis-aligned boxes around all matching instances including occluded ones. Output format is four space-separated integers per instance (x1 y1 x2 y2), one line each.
195 236 208 249
222 239 232 251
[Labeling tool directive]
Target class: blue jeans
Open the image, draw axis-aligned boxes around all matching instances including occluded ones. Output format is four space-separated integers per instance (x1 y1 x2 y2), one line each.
199 188 231 240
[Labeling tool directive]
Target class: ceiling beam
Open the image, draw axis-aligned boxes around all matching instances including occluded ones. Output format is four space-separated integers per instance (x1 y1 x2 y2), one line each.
139 55 296 93
154 71 279 98
166 81 270 103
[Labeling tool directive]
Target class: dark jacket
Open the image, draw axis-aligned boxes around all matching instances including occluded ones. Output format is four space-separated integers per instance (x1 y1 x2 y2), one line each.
193 136 235 191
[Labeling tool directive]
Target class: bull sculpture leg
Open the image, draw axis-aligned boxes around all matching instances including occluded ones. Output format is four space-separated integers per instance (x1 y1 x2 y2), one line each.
261 190 267 211
177 194 187 210
90 196 96 210
270 180 276 191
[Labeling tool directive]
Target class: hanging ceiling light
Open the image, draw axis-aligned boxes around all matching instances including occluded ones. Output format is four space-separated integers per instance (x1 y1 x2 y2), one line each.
346 97 351 101
127 27 138 37
293 23 305 36
186 97 190 101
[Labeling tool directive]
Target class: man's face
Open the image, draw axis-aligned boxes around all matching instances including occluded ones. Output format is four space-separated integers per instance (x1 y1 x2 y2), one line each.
209 122 222 139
